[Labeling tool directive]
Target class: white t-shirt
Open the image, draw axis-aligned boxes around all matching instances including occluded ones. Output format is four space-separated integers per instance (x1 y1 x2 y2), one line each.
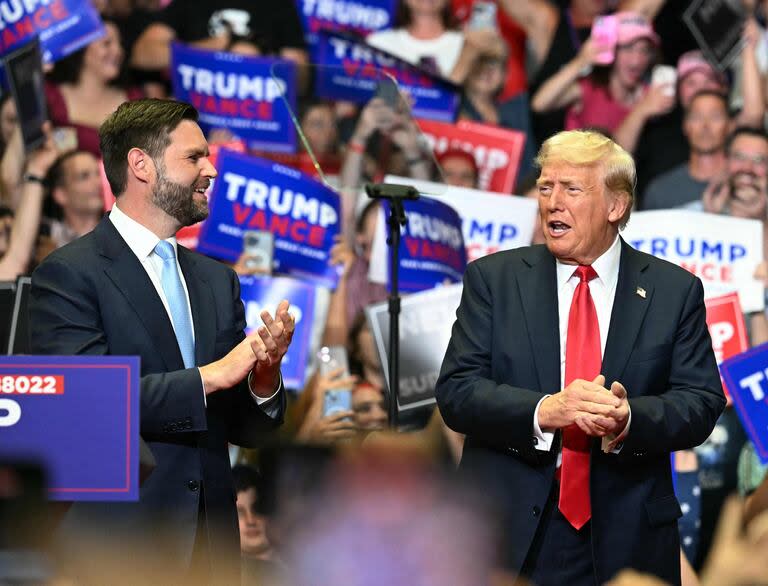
365 28 464 78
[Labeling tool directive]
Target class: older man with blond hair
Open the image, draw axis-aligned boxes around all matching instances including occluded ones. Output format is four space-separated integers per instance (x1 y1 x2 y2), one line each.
436 130 725 585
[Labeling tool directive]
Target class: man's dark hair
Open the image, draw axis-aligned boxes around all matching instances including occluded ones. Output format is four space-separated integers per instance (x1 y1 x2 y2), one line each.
725 126 768 154
47 150 89 190
99 99 198 196
232 465 263 495
684 90 729 118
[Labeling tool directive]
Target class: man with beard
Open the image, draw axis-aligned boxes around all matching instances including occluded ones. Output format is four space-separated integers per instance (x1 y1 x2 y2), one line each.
30 99 294 585
643 91 730 210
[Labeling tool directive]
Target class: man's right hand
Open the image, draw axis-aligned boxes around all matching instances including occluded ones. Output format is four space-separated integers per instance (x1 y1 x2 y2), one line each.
537 375 621 434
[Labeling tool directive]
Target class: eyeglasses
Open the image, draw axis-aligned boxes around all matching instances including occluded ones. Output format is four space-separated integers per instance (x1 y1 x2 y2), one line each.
729 150 768 167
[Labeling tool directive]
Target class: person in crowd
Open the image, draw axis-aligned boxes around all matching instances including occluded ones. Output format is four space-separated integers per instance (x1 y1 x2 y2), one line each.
436 129 725 584
298 100 342 175
43 151 105 248
616 28 765 199
437 148 480 189
459 51 536 183
0 125 61 280
29 99 295 584
0 95 17 154
352 382 388 432
232 465 282 586
365 0 505 84
46 20 144 157
294 367 359 445
643 91 730 210
531 12 660 137
131 0 308 71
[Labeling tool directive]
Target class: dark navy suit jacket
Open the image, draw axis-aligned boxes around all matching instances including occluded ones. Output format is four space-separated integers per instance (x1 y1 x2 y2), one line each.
436 239 725 585
30 216 284 580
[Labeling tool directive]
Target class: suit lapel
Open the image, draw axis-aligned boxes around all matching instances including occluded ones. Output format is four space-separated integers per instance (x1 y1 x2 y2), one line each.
95 217 185 371
601 239 653 386
517 246 561 394
178 247 217 365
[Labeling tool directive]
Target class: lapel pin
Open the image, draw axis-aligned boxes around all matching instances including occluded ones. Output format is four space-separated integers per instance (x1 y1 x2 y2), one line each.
636 286 647 299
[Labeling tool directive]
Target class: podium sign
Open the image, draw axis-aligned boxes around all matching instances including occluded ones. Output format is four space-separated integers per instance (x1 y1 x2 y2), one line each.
0 356 140 501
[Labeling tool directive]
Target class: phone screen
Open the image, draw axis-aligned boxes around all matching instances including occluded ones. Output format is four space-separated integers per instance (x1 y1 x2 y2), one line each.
242 230 274 272
3 38 47 153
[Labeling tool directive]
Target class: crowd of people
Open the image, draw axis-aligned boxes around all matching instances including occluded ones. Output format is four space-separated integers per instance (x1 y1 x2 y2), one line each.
2 0 768 585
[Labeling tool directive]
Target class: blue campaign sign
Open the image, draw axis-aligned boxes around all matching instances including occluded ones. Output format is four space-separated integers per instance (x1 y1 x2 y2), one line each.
0 0 104 63
198 149 341 288
297 0 397 45
386 196 466 292
171 43 297 153
240 275 317 390
0 356 140 501
720 344 768 464
311 30 459 122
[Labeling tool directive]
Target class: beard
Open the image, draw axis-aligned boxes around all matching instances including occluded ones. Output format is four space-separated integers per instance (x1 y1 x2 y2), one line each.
151 165 209 227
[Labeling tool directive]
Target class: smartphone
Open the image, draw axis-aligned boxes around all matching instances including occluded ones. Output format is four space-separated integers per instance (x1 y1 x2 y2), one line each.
317 345 350 377
242 230 274 272
52 127 78 152
374 79 400 110
3 38 47 152
323 389 353 418
468 1 497 30
651 64 677 97
591 15 618 66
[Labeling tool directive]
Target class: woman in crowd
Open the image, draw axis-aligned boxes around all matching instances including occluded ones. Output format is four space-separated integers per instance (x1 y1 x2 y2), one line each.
531 12 659 136
45 20 143 157
366 0 504 85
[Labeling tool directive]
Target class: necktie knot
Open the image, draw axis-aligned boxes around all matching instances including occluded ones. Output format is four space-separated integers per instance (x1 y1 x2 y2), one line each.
575 265 597 283
154 240 175 261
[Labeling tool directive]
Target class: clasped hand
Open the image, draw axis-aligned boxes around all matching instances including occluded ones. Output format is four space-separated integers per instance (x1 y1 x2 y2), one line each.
539 375 629 437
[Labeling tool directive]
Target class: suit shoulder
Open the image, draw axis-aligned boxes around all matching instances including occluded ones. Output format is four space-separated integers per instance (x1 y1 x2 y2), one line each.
179 246 237 279
470 244 548 274
628 246 700 288
33 232 100 275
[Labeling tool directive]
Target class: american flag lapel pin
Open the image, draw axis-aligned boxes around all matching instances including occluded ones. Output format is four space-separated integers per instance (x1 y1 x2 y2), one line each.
636 286 647 299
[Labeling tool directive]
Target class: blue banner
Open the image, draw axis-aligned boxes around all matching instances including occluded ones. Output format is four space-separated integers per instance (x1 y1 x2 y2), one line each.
311 30 459 122
720 343 768 464
297 0 396 46
198 149 341 287
240 275 316 390
170 43 297 153
386 196 466 292
0 356 140 501
0 0 104 63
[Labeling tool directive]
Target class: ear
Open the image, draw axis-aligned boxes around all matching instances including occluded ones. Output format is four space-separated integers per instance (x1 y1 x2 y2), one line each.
607 191 630 225
52 186 67 207
126 148 153 185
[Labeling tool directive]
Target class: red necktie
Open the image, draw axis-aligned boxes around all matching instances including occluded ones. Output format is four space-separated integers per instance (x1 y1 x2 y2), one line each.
559 265 601 530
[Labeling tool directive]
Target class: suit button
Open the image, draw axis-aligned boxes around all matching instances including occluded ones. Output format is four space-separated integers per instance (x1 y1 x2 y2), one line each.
188 480 199 492
533 506 541 517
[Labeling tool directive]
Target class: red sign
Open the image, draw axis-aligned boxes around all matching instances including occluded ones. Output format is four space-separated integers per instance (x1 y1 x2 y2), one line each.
705 292 749 401
416 118 525 193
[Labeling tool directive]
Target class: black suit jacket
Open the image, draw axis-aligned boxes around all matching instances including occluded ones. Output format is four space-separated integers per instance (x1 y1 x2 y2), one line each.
30 216 285 580
436 239 725 585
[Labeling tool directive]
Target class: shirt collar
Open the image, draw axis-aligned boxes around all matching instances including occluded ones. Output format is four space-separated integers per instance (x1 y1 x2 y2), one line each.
555 235 622 291
109 203 178 261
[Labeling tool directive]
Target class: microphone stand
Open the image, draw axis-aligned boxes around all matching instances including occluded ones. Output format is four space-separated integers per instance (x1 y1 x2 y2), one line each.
365 183 419 430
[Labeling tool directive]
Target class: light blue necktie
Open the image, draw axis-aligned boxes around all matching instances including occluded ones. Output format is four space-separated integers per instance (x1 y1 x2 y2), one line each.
154 240 195 368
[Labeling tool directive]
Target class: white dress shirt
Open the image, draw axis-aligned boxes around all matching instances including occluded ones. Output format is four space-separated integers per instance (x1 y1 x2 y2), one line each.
109 204 279 407
532 236 630 454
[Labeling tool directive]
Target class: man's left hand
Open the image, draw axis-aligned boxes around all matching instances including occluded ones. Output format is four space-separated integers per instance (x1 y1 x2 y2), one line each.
249 299 295 396
575 380 629 438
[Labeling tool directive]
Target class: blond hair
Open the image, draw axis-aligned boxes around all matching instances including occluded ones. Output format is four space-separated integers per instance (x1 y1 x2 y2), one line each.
535 130 635 228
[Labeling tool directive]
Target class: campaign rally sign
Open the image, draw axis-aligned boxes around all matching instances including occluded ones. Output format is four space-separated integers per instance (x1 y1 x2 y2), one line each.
379 195 466 292
366 284 462 410
623 210 764 313
418 119 526 193
311 30 459 122
197 150 341 288
297 0 396 45
720 344 768 464
171 43 297 153
0 0 104 63
239 275 316 390
0 356 140 501
705 292 749 366
384 176 538 262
